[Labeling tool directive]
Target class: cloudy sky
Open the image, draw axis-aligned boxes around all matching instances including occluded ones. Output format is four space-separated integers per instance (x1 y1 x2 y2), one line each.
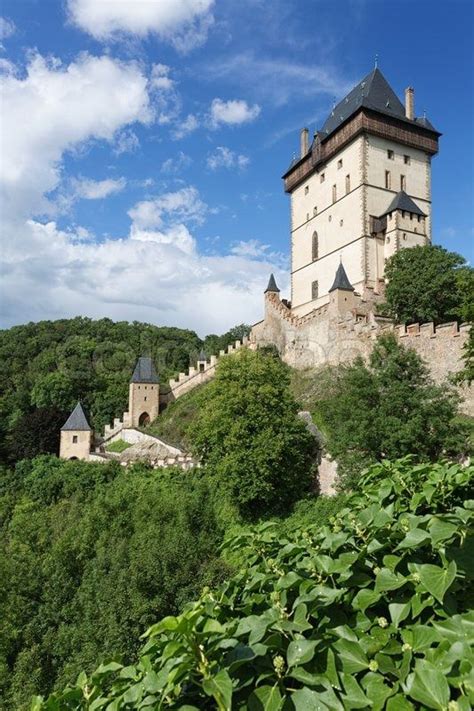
1 0 473 335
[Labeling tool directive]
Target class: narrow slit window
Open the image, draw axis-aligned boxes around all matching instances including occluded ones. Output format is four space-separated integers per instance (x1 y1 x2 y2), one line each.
312 232 318 261
400 174 406 191
345 174 350 194
332 184 337 203
385 170 391 189
311 280 319 300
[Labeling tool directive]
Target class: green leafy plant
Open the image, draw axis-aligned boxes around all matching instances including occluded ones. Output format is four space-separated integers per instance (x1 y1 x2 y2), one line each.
33 458 474 709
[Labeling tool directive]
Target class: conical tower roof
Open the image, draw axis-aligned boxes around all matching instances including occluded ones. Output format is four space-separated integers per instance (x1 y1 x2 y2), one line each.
198 349 207 362
264 273 280 293
328 262 354 293
380 190 426 217
61 402 91 431
131 357 159 383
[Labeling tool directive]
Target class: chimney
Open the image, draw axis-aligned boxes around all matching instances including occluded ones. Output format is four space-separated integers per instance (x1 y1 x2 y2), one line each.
300 127 309 158
405 86 414 120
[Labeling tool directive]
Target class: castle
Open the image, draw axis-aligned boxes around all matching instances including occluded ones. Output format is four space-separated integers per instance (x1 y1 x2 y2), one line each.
59 67 472 463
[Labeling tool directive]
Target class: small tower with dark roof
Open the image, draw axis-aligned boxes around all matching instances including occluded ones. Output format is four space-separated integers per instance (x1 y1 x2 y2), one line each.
128 357 159 427
197 349 207 373
265 273 280 295
60 402 92 460
328 262 356 317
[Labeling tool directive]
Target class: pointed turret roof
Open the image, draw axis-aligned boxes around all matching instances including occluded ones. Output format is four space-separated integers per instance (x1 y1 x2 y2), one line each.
131 357 159 383
61 402 91 431
264 273 280 293
318 68 439 142
329 262 354 293
381 190 426 217
198 349 207 362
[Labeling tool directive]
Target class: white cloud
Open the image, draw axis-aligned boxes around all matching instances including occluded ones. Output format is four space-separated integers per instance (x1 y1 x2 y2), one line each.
161 151 192 174
0 16 15 46
172 113 199 140
210 98 261 126
207 146 249 171
0 52 152 219
67 0 215 50
114 128 140 155
204 52 353 107
72 176 126 200
1 188 287 335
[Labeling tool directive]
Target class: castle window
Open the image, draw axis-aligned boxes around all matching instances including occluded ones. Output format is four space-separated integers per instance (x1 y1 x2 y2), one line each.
332 184 337 203
345 174 350 194
73 435 78 443
386 237 390 244
400 174 406 191
414 227 418 233
337 159 343 169
385 170 391 189
306 213 309 221
313 206 317 216
404 155 411 165
403 233 407 240
417 215 421 222
311 280 319 300
340 219 344 226
305 185 309 194
328 214 332 222
144 396 147 402
320 173 325 183
387 149 394 160
312 232 318 261
409 212 413 220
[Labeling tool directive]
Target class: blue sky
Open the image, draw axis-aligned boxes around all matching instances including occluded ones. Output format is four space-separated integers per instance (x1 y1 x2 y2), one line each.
1 0 473 335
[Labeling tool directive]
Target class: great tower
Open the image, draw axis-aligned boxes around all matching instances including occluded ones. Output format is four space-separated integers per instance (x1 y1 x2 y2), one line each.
282 68 440 316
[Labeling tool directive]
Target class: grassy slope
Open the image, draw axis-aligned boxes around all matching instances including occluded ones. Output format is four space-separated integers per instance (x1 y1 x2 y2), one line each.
146 383 209 450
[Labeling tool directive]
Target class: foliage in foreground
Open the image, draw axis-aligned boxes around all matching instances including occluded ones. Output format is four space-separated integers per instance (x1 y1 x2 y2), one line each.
0 458 229 708
35 458 474 710
189 348 318 519
318 334 469 488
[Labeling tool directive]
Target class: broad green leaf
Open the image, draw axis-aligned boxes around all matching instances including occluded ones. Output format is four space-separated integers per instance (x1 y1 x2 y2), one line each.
405 662 450 709
340 673 370 708
287 639 317 667
276 572 302 589
291 688 328 711
396 528 431 550
202 669 233 710
352 588 380 612
418 561 457 604
386 695 414 710
248 684 283 711
428 518 458 545
374 568 406 593
389 601 410 628
333 639 369 673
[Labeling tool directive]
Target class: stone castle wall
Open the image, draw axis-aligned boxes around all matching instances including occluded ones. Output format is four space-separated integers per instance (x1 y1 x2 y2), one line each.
251 293 472 415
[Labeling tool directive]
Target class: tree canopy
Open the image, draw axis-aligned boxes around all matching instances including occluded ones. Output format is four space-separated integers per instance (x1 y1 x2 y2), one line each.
190 348 318 518
382 244 471 325
318 334 468 488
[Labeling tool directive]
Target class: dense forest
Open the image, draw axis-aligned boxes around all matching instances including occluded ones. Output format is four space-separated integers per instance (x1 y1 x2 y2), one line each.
0 317 250 464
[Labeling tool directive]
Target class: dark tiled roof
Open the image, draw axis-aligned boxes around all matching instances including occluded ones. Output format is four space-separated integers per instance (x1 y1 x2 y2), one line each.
131 357 159 383
329 262 354 293
380 190 426 217
198 349 207 361
264 273 280 293
319 68 439 142
61 402 91 431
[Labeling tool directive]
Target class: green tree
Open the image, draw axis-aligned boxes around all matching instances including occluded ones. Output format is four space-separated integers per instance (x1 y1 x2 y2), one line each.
319 334 468 488
190 349 318 518
382 244 469 324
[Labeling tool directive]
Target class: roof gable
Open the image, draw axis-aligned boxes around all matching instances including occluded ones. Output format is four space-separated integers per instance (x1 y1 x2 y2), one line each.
381 190 426 217
131 357 159 383
61 402 91 431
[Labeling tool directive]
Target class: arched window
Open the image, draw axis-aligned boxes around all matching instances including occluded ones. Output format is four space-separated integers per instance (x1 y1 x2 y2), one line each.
312 232 318 261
